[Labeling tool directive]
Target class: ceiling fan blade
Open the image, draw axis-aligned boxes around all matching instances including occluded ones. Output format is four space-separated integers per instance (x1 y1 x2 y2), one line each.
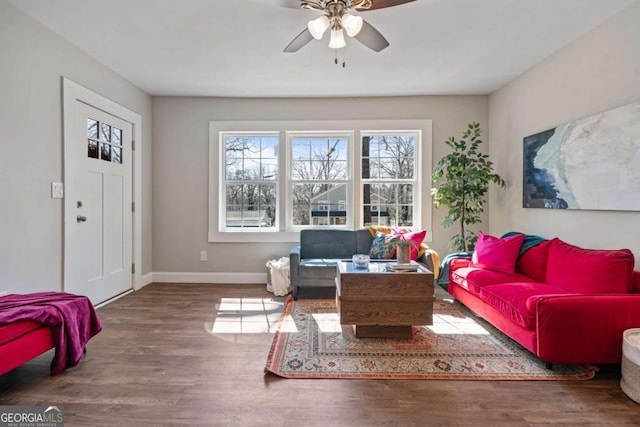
284 28 314 53
354 20 389 52
365 0 416 11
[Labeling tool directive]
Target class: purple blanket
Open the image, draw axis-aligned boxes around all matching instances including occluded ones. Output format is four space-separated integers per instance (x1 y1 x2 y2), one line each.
0 292 102 375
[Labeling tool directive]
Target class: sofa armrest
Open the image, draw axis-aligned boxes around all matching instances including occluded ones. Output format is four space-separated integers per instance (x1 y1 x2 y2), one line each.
417 249 439 278
434 252 472 287
535 294 640 364
289 246 301 287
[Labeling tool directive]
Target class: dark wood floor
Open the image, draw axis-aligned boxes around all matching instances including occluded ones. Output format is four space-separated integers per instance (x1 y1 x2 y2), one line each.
1 284 639 426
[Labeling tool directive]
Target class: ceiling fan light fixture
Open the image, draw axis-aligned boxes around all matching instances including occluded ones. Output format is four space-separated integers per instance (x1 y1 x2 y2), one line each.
341 13 363 37
308 15 330 40
328 28 346 49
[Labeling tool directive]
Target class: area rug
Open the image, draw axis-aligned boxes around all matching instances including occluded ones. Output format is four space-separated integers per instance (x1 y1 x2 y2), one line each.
264 296 597 380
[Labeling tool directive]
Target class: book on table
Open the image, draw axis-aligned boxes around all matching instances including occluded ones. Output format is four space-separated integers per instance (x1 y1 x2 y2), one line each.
385 262 419 272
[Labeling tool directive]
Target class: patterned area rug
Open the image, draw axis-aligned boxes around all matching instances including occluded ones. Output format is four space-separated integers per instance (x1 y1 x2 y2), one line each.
265 296 597 380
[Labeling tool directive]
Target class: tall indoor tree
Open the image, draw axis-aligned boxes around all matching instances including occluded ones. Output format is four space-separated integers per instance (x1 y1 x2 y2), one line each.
431 122 506 252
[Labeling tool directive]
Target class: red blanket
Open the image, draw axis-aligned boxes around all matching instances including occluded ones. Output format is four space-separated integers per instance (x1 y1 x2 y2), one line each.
0 292 102 375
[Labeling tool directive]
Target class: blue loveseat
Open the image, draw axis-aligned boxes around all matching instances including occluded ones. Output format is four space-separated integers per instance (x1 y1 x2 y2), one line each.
289 228 438 300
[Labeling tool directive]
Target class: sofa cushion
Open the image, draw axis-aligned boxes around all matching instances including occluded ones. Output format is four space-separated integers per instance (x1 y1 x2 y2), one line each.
300 229 357 259
355 228 375 254
451 267 534 295
392 228 427 261
471 231 525 275
479 283 570 329
299 259 339 267
516 239 552 283
298 261 339 287
369 232 400 259
546 238 635 294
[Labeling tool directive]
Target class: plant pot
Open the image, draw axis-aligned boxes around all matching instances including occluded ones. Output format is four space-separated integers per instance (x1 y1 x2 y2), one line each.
397 245 411 264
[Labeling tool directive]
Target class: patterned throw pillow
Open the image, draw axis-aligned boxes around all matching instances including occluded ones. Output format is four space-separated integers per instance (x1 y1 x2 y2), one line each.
369 232 400 259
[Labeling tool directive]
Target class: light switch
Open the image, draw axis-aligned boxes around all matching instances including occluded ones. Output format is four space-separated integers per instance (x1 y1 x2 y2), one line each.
52 182 64 199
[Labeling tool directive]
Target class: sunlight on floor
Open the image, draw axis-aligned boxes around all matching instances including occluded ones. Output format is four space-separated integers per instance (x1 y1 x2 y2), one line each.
278 315 299 333
204 295 490 336
311 313 342 333
204 297 287 334
428 313 491 335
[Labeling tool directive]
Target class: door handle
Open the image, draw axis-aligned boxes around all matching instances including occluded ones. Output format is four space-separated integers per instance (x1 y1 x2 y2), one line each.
77 215 87 223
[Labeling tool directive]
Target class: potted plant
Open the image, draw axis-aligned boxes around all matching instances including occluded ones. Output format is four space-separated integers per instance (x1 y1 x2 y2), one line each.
431 122 506 252
396 239 417 264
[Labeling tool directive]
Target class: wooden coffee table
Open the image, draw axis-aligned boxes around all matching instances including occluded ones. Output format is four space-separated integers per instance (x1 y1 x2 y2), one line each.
336 261 435 339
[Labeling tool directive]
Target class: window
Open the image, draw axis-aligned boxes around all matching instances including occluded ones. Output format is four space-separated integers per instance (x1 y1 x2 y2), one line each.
208 120 432 243
221 133 278 231
289 133 350 228
87 117 123 164
361 133 417 227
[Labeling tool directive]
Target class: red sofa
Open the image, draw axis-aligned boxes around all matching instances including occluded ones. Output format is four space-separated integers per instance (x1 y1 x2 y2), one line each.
448 236 640 365
0 320 54 376
0 292 102 376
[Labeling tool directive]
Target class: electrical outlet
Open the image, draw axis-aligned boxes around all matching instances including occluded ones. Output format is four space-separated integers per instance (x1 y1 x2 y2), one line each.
200 251 208 262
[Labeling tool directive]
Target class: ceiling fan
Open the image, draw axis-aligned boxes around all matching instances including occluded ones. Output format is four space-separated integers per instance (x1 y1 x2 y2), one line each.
278 0 416 53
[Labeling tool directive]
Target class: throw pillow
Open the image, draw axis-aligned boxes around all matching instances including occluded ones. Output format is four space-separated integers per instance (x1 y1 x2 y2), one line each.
367 225 400 236
515 239 552 282
369 232 400 259
392 228 427 261
471 231 525 275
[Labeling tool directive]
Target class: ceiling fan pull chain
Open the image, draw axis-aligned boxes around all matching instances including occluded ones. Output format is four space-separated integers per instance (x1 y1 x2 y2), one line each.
343 46 346 68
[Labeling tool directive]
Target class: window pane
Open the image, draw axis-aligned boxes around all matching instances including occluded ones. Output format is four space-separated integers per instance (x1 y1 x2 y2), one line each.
112 146 122 164
100 123 111 141
225 151 242 180
291 137 348 181
101 143 111 162
362 183 414 227
87 118 98 139
88 139 99 159
112 127 122 146
225 135 278 181
362 135 415 179
292 183 346 226
225 183 276 228
243 158 261 180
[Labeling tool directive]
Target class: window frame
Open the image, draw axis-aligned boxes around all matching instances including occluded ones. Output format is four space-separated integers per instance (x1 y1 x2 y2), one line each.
287 130 353 230
360 131 420 228
208 120 432 243
219 131 280 233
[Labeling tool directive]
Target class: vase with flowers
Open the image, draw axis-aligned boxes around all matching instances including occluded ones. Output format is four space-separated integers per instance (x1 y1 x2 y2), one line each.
396 239 417 264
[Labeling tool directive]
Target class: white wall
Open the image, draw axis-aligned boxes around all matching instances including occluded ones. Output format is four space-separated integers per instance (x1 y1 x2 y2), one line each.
152 96 488 275
0 1 153 294
488 0 640 269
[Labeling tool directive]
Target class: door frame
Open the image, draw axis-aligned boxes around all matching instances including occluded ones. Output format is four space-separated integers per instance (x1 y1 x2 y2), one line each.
62 77 143 294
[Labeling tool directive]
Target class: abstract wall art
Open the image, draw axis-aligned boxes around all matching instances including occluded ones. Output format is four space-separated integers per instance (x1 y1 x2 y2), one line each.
523 100 640 211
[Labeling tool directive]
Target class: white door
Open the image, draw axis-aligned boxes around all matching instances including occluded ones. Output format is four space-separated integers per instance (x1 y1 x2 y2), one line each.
65 102 133 304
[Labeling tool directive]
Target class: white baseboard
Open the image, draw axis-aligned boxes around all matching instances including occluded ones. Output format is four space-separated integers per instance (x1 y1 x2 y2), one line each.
137 272 154 290
151 272 268 284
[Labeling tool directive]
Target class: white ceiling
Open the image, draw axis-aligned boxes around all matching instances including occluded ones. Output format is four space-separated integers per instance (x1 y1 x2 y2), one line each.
8 0 635 97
